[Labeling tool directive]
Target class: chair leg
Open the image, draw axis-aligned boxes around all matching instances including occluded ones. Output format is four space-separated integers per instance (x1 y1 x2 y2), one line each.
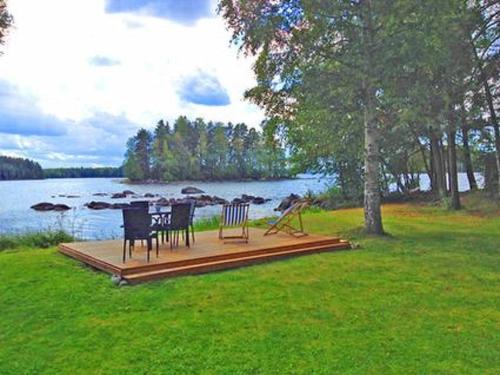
191 224 195 243
146 239 152 262
123 239 127 263
243 225 248 243
156 236 159 257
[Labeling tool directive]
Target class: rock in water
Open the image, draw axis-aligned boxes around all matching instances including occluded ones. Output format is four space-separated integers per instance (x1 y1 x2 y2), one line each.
275 194 301 211
212 196 229 205
85 201 112 210
241 194 256 201
111 203 131 209
252 197 266 204
31 202 55 211
181 186 205 194
53 204 71 211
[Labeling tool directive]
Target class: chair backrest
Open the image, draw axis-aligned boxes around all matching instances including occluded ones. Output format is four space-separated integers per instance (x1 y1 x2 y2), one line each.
221 203 250 227
170 203 191 230
130 201 150 211
122 208 152 239
276 200 308 223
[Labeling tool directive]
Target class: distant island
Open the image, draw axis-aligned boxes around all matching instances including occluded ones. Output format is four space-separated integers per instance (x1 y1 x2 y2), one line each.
123 116 291 182
1 115 292 183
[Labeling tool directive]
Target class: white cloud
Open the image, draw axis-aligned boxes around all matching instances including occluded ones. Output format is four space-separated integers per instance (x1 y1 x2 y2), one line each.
0 0 264 167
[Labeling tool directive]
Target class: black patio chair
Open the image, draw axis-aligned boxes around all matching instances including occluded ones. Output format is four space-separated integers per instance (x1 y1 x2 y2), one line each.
130 200 150 210
122 208 159 263
165 203 192 249
130 201 150 246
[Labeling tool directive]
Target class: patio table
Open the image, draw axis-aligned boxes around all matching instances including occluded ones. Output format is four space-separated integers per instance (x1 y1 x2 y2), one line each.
149 209 171 243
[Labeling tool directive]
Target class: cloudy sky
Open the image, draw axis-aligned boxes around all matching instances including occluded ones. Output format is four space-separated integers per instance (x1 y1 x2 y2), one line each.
0 0 264 167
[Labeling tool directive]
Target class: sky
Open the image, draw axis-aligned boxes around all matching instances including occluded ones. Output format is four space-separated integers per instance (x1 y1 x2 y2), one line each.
0 0 264 168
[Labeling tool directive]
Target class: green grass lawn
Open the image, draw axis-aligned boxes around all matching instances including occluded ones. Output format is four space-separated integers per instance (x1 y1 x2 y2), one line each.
1 201 499 374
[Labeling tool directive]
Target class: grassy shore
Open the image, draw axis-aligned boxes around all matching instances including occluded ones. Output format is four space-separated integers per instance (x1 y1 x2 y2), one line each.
0 197 499 374
0 230 73 251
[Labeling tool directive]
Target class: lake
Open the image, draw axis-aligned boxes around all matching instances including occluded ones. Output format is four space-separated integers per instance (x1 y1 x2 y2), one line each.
0 173 482 240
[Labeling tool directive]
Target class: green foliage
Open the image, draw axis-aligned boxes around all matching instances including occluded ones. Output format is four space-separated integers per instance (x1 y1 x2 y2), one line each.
123 116 291 181
123 150 143 182
314 185 363 210
0 0 13 50
0 155 43 180
0 204 499 373
219 0 500 219
0 231 74 251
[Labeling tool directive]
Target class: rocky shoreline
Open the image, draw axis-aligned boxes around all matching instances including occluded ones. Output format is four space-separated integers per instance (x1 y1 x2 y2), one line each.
30 187 298 212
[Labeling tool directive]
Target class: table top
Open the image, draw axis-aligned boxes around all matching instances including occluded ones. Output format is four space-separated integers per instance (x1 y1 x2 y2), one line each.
149 209 171 216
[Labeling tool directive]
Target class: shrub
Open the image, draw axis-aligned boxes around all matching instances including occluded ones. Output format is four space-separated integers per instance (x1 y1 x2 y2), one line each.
0 231 74 251
313 186 363 210
193 216 220 231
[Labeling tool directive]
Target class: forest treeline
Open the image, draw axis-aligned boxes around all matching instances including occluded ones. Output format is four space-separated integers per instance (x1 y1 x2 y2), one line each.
123 116 290 181
43 167 123 179
0 156 123 180
0 156 43 180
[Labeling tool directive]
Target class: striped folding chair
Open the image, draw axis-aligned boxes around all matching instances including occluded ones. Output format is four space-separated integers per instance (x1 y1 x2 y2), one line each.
219 203 250 243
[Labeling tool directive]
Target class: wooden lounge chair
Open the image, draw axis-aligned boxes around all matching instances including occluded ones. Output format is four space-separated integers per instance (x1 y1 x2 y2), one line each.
219 203 250 243
264 201 309 237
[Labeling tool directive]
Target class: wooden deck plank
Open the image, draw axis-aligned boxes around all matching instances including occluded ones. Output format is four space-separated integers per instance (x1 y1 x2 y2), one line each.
59 228 351 283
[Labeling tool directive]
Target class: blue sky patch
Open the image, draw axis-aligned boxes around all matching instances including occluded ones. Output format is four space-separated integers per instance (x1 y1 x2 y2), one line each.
89 55 121 67
105 0 213 25
179 72 230 106
0 81 68 137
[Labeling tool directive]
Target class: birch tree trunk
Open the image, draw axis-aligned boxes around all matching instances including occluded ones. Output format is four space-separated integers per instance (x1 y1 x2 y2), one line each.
363 96 384 234
430 129 447 199
362 0 384 235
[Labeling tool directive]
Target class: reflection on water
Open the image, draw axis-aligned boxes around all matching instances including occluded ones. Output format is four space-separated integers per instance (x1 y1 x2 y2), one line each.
0 173 482 240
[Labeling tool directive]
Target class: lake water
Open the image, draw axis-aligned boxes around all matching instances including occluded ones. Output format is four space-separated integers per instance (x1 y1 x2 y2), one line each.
0 173 482 240
0 175 333 239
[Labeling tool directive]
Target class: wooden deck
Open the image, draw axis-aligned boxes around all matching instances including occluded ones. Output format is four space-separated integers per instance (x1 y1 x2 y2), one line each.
59 228 351 284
